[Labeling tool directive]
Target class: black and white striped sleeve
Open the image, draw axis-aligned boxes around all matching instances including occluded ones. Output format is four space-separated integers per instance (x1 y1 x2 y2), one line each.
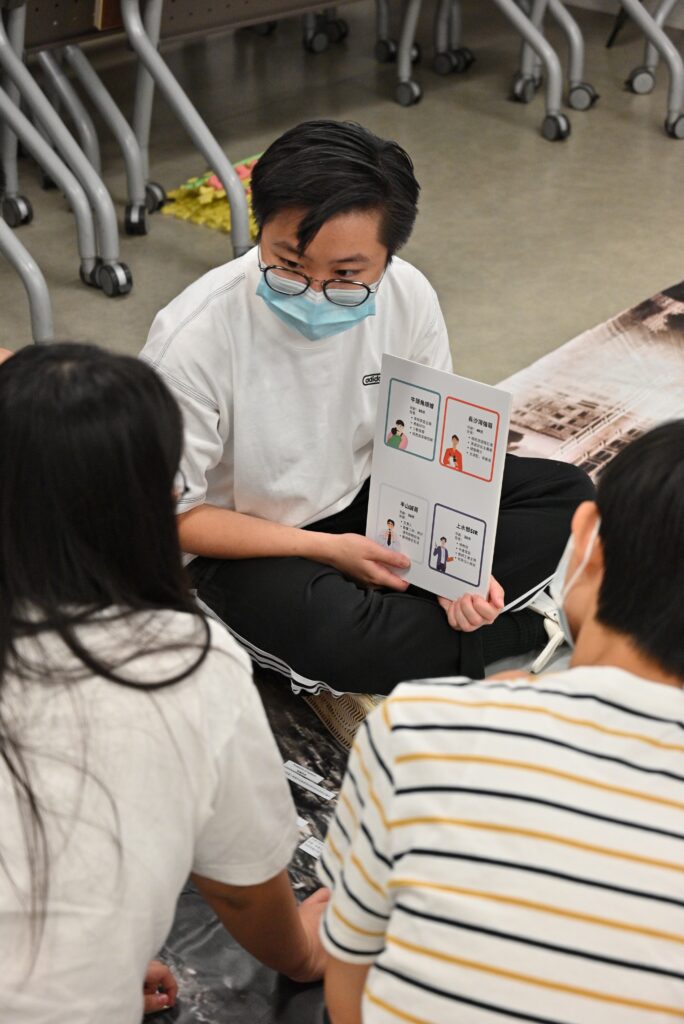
318 704 395 963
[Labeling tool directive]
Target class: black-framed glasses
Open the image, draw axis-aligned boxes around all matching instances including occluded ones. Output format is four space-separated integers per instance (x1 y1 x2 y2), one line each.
258 256 377 308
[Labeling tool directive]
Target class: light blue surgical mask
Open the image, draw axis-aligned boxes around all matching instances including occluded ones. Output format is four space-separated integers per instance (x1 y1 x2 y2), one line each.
549 518 601 648
256 274 379 341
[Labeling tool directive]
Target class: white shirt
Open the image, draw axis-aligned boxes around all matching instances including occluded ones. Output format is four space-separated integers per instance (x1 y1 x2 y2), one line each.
320 668 684 1023
375 528 401 552
140 247 452 535
0 611 298 1024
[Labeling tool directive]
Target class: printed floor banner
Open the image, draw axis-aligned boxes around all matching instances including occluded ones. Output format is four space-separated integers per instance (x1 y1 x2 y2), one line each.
500 282 684 477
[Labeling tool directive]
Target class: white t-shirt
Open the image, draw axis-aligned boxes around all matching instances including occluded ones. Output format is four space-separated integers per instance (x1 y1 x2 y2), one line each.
0 611 298 1024
320 667 684 1023
140 247 452 533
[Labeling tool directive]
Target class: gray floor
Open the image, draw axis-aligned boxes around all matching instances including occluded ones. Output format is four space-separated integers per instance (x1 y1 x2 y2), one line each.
1 3 682 384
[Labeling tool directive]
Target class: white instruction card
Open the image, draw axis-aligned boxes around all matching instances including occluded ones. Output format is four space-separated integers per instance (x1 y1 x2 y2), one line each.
366 355 511 601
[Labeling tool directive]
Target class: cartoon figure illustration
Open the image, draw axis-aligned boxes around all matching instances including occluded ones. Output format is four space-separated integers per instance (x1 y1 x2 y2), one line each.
386 419 408 451
376 518 401 551
432 536 454 573
442 433 463 471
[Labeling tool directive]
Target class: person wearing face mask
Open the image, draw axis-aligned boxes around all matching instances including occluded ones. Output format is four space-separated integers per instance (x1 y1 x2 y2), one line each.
140 120 594 695
320 420 684 1024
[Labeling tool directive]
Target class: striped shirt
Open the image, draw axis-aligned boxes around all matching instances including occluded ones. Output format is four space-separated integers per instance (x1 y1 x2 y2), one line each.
318 668 684 1023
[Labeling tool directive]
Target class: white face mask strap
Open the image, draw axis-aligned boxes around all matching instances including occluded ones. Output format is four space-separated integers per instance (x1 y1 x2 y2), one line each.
501 572 556 614
561 517 601 603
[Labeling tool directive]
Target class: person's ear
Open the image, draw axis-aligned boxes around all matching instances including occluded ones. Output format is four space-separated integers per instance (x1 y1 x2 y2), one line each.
571 501 603 575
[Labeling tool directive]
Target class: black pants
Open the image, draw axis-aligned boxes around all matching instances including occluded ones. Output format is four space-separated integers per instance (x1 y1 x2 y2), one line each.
189 455 594 694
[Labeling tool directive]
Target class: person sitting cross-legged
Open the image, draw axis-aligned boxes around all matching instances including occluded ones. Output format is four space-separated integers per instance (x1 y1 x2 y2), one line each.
141 119 594 695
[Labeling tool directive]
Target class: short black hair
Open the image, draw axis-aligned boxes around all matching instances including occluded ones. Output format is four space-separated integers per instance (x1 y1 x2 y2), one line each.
440 536 447 543
396 419 405 427
251 120 420 255
595 420 684 679
452 434 459 441
387 519 395 526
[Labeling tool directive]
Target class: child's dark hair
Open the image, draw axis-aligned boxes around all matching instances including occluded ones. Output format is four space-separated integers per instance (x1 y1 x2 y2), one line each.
595 420 684 679
251 120 420 256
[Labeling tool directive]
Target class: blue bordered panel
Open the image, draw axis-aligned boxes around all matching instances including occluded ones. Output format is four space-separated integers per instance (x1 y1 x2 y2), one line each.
383 377 442 462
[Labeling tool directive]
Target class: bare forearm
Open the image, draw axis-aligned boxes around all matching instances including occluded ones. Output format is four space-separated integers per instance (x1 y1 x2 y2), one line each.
178 502 412 593
325 957 369 1024
192 871 314 979
178 503 332 562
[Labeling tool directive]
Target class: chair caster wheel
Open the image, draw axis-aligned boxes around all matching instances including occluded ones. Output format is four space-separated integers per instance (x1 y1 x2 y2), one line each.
433 50 455 75
1 195 33 227
303 28 329 53
510 72 538 104
97 262 133 297
568 83 599 110
325 18 348 43
453 46 474 71
145 181 166 213
626 66 656 95
79 260 101 288
434 46 473 74
541 113 571 141
395 80 422 106
124 203 148 236
665 114 684 139
374 37 397 62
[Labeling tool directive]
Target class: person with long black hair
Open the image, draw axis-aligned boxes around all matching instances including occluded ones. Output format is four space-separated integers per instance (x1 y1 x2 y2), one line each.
0 345 327 1022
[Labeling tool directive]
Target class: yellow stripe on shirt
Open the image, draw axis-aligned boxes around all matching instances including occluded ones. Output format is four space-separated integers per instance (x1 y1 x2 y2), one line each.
333 904 386 938
365 987 435 1024
388 878 684 945
327 832 343 865
351 852 387 898
388 694 684 755
340 791 359 830
355 746 390 828
394 752 684 813
388 815 684 876
385 934 684 1017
